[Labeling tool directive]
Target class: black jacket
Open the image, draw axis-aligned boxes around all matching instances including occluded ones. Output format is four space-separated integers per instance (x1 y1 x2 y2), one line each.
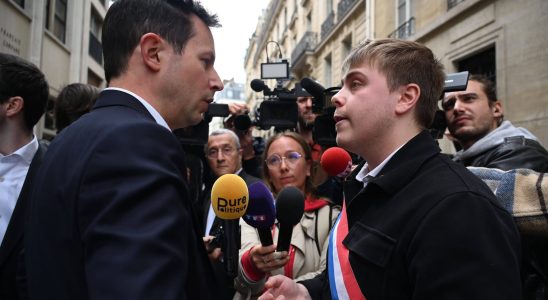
457 136 548 172
301 131 522 299
458 135 548 300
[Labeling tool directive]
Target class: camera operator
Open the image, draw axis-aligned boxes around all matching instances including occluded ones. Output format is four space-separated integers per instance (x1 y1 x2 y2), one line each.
294 84 321 161
443 74 548 299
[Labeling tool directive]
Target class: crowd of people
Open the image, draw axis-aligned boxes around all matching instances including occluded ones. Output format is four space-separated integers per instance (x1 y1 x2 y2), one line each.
1 0 548 299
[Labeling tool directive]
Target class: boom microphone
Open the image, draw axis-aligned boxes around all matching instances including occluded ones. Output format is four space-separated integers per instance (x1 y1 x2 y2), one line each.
320 147 352 178
211 174 249 278
250 79 271 93
300 77 325 100
243 182 276 246
275 186 305 252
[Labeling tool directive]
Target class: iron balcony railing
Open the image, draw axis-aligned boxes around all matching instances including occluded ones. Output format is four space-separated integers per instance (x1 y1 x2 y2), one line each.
388 17 415 39
337 0 358 22
448 0 465 10
321 10 335 40
291 31 318 67
88 32 102 65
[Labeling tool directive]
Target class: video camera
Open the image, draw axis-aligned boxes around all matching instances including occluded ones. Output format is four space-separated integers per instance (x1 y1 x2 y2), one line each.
234 60 299 131
430 71 470 139
174 103 230 146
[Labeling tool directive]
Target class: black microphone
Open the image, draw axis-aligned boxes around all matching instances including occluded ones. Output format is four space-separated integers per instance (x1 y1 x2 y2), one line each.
250 79 271 93
300 77 325 100
275 186 305 252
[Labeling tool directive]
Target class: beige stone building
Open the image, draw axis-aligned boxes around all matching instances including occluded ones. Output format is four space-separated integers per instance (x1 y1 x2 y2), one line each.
244 0 366 138
1 0 107 139
245 0 548 148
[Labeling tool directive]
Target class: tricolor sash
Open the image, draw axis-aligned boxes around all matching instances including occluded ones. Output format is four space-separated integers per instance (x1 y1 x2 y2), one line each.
328 201 366 300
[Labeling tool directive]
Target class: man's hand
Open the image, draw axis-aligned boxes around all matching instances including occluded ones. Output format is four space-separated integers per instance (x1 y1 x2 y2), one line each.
258 275 312 300
203 235 222 262
228 102 249 116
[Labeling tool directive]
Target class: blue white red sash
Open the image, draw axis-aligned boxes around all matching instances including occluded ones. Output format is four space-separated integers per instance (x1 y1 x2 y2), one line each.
328 201 366 300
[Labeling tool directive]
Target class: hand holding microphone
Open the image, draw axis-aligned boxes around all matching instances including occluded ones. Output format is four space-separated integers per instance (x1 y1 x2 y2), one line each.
210 174 249 278
243 181 276 246
276 186 305 252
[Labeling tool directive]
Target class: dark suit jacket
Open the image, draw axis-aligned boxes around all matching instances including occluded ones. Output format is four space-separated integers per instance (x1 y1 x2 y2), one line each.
0 142 46 300
25 90 221 300
302 131 522 299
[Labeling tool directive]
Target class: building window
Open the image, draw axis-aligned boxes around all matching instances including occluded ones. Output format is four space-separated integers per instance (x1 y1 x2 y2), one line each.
326 0 333 14
457 47 496 84
342 35 352 62
324 54 332 87
397 0 413 26
45 0 67 43
89 9 103 64
306 12 312 31
12 0 25 8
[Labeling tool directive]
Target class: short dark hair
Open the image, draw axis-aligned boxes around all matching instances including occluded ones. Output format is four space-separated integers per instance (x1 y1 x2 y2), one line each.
55 83 100 133
469 74 497 102
342 39 445 129
102 0 220 83
0 53 49 131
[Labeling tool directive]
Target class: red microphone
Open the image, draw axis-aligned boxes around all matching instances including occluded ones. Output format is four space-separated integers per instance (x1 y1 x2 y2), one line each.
320 147 352 178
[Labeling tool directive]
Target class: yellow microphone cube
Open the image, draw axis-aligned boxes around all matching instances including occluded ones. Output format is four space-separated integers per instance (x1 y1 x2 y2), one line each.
211 174 249 219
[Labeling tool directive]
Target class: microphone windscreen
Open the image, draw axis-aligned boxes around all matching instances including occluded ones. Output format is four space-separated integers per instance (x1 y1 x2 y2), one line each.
250 79 267 92
211 174 249 220
243 182 276 229
321 147 352 177
300 77 325 99
275 186 304 225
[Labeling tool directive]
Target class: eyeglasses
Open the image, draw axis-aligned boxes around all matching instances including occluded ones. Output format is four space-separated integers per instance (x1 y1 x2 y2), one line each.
265 151 303 168
207 147 237 159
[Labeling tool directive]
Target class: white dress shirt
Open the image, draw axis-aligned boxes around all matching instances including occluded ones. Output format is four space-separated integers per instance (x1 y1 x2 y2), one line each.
0 136 38 245
103 87 171 131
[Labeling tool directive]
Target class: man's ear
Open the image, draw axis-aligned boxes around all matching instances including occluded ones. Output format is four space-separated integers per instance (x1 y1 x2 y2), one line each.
395 83 420 115
139 33 166 72
4 96 24 117
491 101 503 118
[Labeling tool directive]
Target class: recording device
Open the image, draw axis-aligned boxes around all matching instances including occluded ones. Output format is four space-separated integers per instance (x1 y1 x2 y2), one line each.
248 78 298 130
320 147 352 178
275 186 305 252
443 71 469 93
300 78 339 147
210 174 249 278
242 181 276 246
175 103 230 146
430 71 470 139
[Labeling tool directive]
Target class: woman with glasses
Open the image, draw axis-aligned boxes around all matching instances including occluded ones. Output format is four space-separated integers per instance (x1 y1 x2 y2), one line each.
234 131 340 299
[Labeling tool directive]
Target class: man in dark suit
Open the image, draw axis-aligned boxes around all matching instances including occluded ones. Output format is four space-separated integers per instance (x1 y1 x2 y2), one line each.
203 128 260 299
0 53 49 300
24 1 224 299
